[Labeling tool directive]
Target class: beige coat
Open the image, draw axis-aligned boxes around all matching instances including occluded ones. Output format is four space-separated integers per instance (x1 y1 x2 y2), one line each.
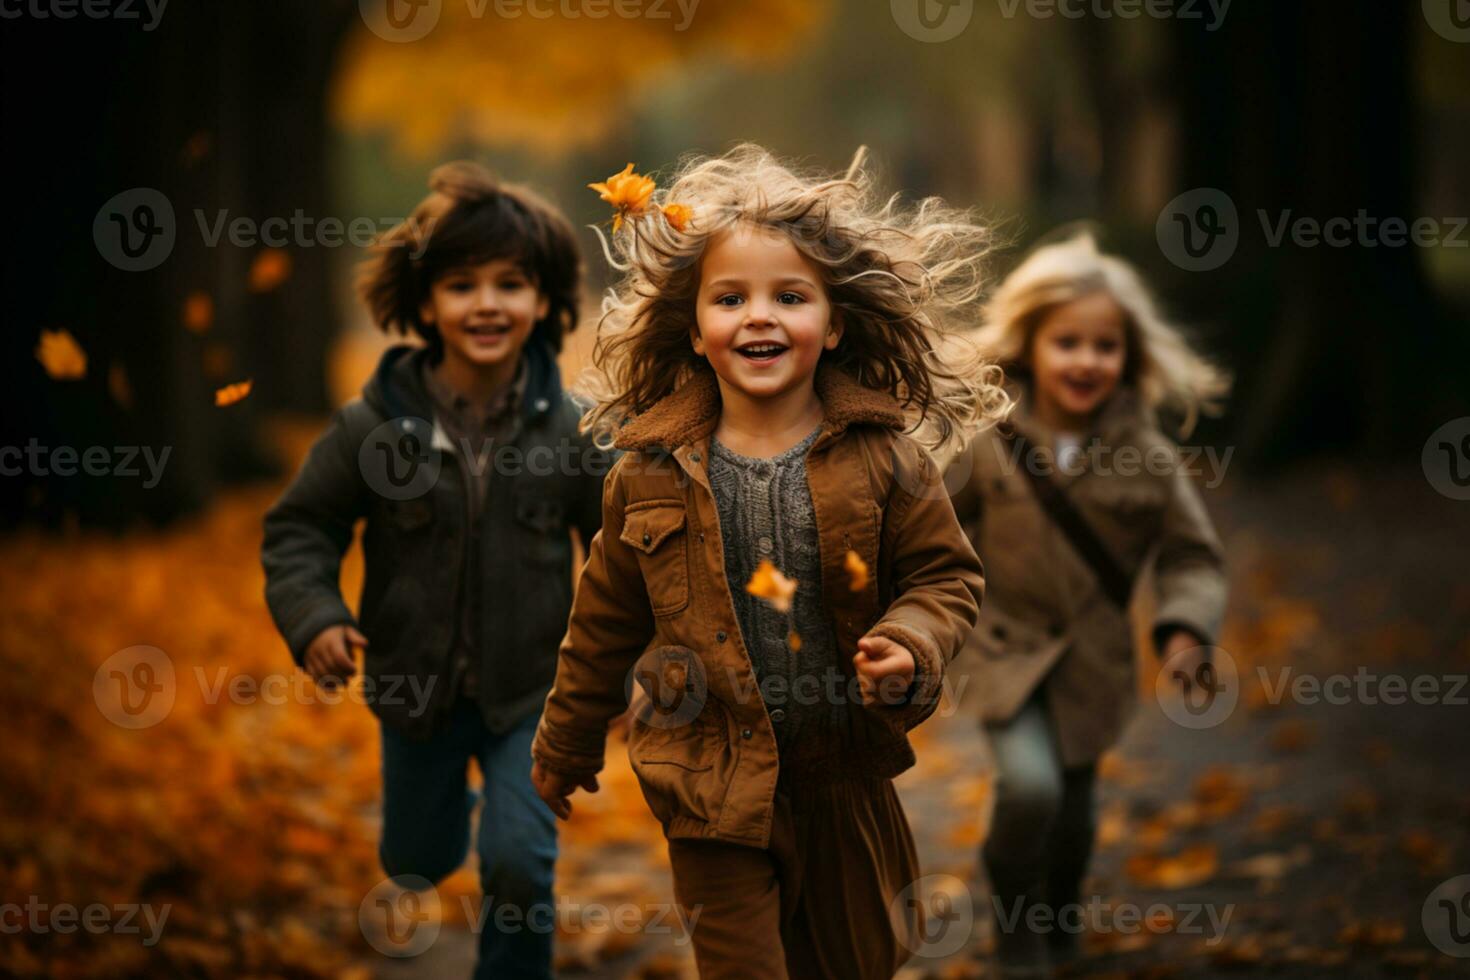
532 363 985 847
944 386 1227 766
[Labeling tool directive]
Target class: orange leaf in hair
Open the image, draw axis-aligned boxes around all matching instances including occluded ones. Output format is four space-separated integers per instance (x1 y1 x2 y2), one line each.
746 559 797 614
661 203 693 232
589 163 656 231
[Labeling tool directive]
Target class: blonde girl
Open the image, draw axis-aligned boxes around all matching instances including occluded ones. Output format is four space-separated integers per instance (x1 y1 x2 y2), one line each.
530 144 1007 979
946 229 1230 978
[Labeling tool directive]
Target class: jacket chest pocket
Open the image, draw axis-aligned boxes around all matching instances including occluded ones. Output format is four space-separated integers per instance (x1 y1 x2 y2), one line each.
514 491 567 568
620 499 691 617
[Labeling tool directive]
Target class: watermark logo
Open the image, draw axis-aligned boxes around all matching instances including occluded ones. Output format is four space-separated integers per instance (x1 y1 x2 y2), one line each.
891 874 974 958
1155 644 1238 729
626 645 708 731
891 0 974 42
1424 875 1470 957
93 645 176 729
94 188 175 272
1423 418 1470 501
361 0 442 41
359 418 443 501
0 0 169 31
1423 0 1470 43
360 876 442 957
1157 188 1238 272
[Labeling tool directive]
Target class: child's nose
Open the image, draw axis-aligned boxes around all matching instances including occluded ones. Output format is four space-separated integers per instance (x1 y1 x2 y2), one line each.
476 286 503 311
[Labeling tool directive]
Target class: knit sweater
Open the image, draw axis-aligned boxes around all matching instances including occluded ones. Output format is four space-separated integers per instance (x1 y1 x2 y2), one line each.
707 424 849 763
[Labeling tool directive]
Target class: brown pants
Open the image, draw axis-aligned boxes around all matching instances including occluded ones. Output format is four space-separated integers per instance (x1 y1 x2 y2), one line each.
667 777 922 979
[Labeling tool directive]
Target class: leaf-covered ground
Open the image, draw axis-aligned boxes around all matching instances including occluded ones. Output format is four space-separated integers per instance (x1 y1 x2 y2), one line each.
3 431 1467 977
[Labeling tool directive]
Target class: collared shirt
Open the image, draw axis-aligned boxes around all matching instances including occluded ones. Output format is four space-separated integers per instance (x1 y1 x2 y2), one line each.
420 355 529 700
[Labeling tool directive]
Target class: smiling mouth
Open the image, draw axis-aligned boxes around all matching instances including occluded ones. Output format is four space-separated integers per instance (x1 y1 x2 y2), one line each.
463 323 512 341
735 342 789 362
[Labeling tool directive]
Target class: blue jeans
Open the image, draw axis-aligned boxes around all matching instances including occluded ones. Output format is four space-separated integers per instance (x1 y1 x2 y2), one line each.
379 698 557 980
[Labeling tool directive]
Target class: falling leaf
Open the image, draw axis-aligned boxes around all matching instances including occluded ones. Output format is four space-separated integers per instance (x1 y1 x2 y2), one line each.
746 559 797 613
844 549 869 591
108 362 133 410
215 379 253 407
589 163 656 232
202 343 235 380
249 249 292 293
788 631 802 652
36 329 87 380
183 291 214 333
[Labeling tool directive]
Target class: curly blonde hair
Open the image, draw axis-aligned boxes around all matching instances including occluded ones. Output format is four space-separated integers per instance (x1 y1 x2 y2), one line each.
976 228 1231 436
575 143 1011 459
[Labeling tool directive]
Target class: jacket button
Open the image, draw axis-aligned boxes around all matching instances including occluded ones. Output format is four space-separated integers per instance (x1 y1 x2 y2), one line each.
642 532 652 546
769 708 786 724
690 452 702 463
716 631 727 642
1049 623 1064 638
740 728 752 740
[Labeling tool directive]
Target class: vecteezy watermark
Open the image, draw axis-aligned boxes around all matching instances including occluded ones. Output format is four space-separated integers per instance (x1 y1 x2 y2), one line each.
891 874 975 958
1424 875 1470 958
1158 188 1469 271
1423 0 1470 44
991 895 1234 945
1423 417 1470 501
359 0 699 43
891 0 1227 43
358 876 700 958
0 441 171 488
1255 667 1469 708
1155 645 1239 730
0 897 171 946
93 645 440 729
994 0 1229 30
0 0 168 31
994 435 1234 489
624 647 974 733
93 188 436 272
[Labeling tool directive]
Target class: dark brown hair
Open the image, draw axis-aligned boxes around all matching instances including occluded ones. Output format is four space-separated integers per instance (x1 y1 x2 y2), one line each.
357 161 582 354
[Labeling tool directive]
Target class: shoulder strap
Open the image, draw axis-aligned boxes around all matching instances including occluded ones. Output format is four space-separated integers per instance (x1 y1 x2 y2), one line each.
1002 428 1133 609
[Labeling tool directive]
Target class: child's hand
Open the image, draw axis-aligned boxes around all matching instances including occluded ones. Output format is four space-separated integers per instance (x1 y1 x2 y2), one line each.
531 761 599 820
302 624 366 689
853 635 916 706
1160 630 1213 693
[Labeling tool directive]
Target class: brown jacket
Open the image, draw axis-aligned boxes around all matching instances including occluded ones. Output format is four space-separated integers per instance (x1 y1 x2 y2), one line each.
944 386 1227 766
532 363 985 848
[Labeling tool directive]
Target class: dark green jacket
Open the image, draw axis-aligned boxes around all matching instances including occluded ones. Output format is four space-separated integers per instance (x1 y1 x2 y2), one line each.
261 340 612 739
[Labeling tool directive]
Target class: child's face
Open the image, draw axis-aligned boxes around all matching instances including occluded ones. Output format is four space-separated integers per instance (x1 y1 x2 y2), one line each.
690 225 842 401
420 257 549 370
1028 290 1127 423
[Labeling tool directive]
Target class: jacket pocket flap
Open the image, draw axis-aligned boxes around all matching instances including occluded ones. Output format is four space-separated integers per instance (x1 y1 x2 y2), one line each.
620 502 687 554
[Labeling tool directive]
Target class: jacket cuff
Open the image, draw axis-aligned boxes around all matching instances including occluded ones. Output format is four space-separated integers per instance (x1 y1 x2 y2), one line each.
283 598 358 667
531 721 607 778
862 620 945 731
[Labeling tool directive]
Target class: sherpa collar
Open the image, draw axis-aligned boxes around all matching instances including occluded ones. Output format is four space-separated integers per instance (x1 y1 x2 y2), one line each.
613 361 907 452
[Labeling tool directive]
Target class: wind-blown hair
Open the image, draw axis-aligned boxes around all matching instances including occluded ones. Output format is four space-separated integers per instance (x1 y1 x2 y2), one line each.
576 143 1011 458
976 229 1230 436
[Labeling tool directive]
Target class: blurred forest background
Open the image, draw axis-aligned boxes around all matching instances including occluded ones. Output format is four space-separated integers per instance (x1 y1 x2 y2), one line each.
2 1 1469 978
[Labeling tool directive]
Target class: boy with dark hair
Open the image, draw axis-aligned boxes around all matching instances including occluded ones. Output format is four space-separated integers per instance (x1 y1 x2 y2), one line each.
263 161 610 979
